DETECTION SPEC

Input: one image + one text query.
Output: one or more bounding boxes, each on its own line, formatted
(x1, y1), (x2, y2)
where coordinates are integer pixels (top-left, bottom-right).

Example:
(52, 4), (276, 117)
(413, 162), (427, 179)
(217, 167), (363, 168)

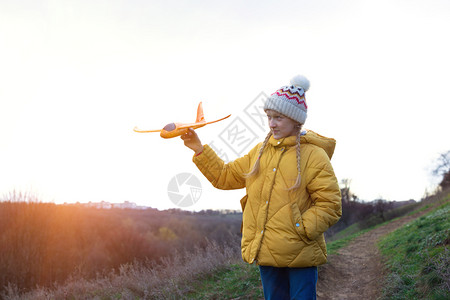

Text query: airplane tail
(196, 102), (205, 123)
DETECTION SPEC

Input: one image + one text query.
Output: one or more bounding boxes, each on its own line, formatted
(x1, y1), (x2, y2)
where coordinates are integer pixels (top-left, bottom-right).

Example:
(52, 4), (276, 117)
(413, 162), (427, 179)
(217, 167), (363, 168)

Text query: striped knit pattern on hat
(264, 76), (309, 124)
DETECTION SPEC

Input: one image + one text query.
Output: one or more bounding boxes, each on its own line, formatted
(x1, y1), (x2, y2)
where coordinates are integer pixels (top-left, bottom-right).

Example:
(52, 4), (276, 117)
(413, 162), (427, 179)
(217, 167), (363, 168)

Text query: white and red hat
(264, 75), (310, 124)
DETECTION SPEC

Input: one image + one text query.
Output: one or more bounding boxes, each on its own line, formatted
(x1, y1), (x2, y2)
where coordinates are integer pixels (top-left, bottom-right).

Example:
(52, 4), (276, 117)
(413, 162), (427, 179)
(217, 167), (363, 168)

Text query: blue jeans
(259, 266), (318, 300)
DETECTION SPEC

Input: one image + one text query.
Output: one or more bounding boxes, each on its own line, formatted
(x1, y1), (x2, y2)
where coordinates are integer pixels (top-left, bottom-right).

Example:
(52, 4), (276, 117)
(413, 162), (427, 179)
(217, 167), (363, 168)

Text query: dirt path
(317, 210), (430, 300)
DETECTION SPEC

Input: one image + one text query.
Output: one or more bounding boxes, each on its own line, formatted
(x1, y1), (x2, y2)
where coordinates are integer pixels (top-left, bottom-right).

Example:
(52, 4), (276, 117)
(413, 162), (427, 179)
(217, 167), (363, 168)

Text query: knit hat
(264, 75), (310, 124)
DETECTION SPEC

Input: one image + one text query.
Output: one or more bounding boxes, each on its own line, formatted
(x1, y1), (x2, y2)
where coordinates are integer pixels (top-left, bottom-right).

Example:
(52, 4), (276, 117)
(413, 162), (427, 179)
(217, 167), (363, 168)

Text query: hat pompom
(290, 75), (310, 92)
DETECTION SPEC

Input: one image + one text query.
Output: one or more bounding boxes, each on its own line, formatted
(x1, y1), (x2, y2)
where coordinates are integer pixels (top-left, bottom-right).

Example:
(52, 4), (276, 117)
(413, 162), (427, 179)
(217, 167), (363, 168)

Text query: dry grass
(1, 240), (241, 300)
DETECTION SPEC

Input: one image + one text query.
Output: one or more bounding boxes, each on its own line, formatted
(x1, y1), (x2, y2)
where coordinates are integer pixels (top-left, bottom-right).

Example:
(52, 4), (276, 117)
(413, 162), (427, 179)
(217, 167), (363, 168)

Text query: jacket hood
(268, 130), (336, 159)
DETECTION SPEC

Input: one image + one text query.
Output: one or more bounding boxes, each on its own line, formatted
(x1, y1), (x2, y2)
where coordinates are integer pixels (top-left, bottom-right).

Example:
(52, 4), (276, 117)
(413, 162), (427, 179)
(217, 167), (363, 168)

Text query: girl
(181, 75), (342, 300)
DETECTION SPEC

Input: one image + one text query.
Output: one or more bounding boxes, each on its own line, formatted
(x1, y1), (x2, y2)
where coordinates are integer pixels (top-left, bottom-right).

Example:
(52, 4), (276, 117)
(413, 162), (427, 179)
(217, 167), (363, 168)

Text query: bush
(0, 192), (242, 295)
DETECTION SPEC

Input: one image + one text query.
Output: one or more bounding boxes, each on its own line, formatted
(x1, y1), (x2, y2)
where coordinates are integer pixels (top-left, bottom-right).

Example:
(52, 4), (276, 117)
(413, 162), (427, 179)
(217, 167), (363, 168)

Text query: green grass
(186, 263), (263, 299)
(378, 201), (450, 300)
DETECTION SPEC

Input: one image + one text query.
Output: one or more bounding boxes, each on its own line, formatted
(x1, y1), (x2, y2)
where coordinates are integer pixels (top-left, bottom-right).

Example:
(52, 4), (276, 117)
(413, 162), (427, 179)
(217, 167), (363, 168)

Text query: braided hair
(245, 131), (272, 178)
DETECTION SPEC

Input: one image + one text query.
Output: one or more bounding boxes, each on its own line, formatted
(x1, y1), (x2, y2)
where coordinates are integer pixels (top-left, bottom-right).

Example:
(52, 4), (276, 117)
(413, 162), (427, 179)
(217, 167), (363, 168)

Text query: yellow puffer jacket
(193, 130), (342, 267)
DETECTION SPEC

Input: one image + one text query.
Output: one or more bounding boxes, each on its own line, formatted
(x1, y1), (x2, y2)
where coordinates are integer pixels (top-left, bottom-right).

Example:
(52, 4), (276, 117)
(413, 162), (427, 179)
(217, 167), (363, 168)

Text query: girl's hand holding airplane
(181, 128), (203, 155)
(133, 101), (228, 156)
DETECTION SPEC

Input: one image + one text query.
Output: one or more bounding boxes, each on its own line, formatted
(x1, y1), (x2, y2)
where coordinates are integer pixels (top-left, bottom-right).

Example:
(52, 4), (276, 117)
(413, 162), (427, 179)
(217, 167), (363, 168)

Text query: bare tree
(340, 178), (352, 203)
(433, 150), (450, 189)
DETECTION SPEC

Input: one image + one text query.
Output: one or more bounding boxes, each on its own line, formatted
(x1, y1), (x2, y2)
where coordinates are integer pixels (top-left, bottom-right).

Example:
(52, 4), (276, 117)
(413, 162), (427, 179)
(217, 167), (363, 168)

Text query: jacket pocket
(290, 202), (312, 244)
(240, 195), (248, 233)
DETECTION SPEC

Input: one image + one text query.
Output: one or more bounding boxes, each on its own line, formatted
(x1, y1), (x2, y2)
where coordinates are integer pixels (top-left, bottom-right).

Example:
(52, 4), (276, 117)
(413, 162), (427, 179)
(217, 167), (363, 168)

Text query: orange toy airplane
(133, 102), (231, 139)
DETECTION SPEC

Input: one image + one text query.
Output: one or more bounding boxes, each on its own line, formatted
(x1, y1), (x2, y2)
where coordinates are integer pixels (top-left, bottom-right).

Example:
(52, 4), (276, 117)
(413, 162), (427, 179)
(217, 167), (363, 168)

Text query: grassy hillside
(1, 191), (448, 299)
(187, 192), (450, 299)
(378, 194), (449, 300)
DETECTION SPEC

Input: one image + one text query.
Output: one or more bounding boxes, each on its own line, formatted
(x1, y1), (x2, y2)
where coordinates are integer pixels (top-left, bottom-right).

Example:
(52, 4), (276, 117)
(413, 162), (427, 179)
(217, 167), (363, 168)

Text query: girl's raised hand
(181, 128), (203, 155)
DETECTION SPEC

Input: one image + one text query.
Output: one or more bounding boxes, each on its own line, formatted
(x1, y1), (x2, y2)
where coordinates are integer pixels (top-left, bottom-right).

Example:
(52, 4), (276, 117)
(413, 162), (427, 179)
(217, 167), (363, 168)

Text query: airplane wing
(133, 126), (162, 133)
(176, 114), (231, 130)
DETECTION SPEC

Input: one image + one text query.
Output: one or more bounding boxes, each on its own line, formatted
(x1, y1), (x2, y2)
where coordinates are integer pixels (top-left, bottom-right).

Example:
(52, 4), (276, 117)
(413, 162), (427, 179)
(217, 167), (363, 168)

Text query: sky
(1, 0), (449, 211)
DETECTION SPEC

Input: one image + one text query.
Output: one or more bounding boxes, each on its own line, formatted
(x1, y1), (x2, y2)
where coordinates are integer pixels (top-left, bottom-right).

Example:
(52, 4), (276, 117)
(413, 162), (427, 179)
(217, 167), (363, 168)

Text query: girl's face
(266, 110), (300, 139)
